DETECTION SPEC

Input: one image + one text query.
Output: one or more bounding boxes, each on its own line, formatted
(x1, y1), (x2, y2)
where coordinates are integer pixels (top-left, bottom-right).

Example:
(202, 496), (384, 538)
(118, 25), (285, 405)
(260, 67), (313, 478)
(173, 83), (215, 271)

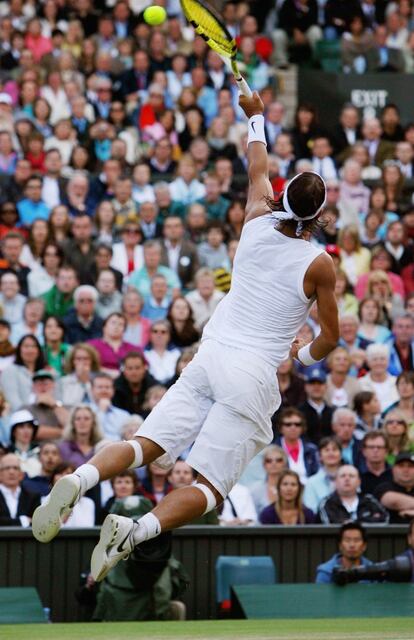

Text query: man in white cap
(6, 409), (40, 478)
(33, 91), (339, 583)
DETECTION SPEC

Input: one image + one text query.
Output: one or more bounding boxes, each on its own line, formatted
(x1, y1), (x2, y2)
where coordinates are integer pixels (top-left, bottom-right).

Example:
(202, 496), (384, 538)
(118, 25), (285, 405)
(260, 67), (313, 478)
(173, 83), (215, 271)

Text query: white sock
(132, 512), (161, 546)
(74, 464), (100, 495)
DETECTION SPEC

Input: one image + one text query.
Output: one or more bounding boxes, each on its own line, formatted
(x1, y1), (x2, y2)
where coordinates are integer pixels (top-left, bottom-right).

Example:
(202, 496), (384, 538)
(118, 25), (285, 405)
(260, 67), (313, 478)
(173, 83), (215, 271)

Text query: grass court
(1, 618), (413, 640)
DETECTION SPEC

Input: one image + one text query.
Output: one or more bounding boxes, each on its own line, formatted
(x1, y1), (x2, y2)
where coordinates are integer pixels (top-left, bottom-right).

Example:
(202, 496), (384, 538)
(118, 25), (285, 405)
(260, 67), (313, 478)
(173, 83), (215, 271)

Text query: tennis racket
(180, 0), (253, 97)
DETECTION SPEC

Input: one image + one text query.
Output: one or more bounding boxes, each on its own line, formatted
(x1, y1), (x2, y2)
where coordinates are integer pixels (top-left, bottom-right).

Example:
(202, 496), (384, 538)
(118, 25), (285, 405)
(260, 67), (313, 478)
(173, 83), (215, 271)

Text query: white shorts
(136, 339), (281, 498)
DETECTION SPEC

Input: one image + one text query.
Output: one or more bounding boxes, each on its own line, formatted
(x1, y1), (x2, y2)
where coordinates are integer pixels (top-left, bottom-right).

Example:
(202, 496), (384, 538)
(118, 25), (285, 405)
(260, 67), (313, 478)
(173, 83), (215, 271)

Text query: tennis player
(32, 92), (339, 581)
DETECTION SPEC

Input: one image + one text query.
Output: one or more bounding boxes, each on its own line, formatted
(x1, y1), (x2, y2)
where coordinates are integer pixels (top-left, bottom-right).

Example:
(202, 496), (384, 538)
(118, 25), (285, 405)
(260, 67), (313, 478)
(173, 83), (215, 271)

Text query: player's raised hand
(239, 91), (264, 118)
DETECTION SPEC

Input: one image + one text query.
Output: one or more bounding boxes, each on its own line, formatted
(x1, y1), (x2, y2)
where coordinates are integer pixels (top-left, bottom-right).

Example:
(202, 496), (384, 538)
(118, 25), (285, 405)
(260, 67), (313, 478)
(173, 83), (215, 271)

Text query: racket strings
(181, 0), (235, 55)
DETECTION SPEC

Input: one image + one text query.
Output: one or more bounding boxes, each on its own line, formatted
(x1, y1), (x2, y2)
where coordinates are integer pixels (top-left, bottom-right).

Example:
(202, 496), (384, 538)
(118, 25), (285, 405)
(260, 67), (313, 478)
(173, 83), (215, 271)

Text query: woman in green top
(43, 315), (70, 377)
(383, 410), (414, 465)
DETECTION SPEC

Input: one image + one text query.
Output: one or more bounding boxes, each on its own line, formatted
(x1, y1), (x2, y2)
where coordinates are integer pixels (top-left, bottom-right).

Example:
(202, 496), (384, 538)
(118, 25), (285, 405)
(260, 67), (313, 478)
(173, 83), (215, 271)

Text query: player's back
(203, 213), (324, 367)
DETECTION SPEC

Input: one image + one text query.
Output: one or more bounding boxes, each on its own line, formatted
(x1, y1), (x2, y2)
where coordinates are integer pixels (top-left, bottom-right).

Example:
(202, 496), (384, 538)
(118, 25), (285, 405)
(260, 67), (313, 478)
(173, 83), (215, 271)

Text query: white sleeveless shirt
(203, 213), (325, 368)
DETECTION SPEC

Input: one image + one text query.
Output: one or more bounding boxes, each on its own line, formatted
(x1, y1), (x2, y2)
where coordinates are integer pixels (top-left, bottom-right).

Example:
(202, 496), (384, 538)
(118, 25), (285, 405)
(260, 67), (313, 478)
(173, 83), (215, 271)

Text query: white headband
(274, 172), (327, 236)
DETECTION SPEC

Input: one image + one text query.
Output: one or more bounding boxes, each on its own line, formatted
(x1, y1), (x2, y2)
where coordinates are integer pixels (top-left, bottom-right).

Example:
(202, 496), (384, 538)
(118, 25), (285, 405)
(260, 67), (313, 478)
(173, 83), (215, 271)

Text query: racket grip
(236, 76), (253, 98)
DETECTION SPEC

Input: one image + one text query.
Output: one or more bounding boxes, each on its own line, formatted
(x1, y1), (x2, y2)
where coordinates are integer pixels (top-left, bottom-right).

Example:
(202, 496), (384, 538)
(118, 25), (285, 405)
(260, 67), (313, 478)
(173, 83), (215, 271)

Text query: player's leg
(32, 436), (163, 543)
(90, 474), (222, 581)
(33, 349), (214, 543)
(152, 473), (222, 529)
(90, 353), (277, 583)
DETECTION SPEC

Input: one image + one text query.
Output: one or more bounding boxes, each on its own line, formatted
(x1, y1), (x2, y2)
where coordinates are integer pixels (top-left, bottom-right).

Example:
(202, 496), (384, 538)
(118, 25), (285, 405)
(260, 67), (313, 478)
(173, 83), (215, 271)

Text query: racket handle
(236, 76), (253, 98)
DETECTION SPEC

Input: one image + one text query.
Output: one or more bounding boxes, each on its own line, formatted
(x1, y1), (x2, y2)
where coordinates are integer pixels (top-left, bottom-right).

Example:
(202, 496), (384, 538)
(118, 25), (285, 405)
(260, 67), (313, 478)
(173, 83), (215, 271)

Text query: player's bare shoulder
(304, 251), (336, 299)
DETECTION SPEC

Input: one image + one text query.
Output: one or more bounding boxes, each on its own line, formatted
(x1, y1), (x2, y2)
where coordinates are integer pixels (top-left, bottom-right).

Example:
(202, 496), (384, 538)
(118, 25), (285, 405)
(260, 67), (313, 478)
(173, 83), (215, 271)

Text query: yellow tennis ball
(144, 5), (167, 26)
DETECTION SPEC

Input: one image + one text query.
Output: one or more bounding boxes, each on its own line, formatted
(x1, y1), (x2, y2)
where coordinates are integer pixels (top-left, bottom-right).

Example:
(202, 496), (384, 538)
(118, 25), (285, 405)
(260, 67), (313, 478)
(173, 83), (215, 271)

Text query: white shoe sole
(91, 514), (129, 582)
(32, 475), (80, 543)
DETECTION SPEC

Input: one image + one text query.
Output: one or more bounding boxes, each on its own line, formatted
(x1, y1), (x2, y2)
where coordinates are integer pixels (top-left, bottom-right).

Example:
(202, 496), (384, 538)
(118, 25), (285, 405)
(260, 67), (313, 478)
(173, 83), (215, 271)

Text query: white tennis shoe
(91, 514), (136, 582)
(32, 474), (81, 543)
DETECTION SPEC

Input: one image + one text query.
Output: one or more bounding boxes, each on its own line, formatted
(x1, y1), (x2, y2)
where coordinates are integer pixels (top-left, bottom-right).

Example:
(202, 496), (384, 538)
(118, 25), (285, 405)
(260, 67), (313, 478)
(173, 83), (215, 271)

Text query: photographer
(79, 496), (189, 621)
(316, 522), (373, 584)
(400, 518), (414, 582)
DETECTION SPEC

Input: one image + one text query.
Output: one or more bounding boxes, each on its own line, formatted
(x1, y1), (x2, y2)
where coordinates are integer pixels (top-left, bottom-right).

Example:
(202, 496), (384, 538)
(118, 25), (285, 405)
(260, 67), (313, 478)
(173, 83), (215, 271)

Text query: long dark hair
(294, 103), (318, 129)
(28, 219), (51, 258)
(40, 242), (64, 268)
(15, 335), (45, 371)
(266, 172), (327, 236)
(43, 315), (65, 344)
(166, 297), (199, 347)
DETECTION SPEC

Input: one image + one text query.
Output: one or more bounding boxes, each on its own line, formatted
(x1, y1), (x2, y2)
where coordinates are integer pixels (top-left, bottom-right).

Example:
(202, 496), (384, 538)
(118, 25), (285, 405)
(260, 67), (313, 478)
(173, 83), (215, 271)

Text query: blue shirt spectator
(17, 176), (50, 226)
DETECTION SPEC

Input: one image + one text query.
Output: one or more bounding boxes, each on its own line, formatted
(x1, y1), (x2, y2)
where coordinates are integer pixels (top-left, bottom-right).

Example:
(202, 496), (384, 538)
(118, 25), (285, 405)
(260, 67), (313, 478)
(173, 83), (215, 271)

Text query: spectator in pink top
(89, 312), (138, 377)
(24, 18), (52, 63)
(121, 289), (151, 349)
(354, 246), (406, 300)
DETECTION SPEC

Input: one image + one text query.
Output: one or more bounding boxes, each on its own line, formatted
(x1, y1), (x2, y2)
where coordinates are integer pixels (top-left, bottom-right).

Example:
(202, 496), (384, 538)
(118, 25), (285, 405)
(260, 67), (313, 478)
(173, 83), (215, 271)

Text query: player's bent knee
(193, 481), (222, 514)
(126, 439), (143, 469)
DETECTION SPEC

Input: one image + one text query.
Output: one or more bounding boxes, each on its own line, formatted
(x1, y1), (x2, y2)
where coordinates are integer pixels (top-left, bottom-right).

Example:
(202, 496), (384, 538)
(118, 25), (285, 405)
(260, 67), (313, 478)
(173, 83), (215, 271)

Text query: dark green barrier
(0, 587), (45, 623)
(0, 526), (408, 622)
(231, 583), (414, 619)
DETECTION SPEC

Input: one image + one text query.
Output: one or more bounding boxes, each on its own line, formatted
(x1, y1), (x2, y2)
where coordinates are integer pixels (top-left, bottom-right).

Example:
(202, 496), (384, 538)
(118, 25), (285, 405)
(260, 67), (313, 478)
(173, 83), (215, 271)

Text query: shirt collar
(307, 398), (326, 413)
(0, 483), (21, 498)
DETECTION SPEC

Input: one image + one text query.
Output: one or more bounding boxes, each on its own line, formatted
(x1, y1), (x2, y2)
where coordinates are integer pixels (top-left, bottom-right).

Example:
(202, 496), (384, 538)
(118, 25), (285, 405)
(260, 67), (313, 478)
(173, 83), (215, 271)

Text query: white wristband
(247, 114), (266, 145)
(297, 343), (320, 366)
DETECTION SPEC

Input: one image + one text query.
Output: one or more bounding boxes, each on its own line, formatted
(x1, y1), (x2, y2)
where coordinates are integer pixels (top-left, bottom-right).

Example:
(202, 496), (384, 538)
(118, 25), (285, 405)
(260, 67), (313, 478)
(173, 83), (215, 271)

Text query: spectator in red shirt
(25, 132), (46, 174)
(138, 83), (166, 130)
(237, 14), (273, 62)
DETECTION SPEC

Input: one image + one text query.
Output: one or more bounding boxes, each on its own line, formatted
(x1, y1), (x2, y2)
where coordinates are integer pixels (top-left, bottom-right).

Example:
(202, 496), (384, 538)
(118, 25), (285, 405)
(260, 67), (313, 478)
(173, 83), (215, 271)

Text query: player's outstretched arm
(291, 253), (339, 363)
(239, 92), (273, 222)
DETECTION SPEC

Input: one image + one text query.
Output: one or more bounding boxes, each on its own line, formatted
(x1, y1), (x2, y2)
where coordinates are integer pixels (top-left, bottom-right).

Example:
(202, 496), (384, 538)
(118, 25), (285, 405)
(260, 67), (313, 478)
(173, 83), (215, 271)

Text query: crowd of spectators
(0, 0), (414, 531)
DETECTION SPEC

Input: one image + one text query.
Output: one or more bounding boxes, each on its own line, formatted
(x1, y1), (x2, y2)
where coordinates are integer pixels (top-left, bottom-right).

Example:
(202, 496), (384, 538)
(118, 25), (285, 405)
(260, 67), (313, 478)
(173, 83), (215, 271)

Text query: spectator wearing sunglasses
(249, 445), (288, 514)
(144, 320), (180, 386)
(111, 223), (144, 281)
(383, 410), (414, 465)
(274, 408), (319, 486)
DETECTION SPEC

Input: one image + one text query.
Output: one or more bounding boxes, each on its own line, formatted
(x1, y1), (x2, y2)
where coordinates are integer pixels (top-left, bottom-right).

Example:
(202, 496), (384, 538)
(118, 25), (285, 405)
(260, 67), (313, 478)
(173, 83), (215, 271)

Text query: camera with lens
(332, 555), (412, 586)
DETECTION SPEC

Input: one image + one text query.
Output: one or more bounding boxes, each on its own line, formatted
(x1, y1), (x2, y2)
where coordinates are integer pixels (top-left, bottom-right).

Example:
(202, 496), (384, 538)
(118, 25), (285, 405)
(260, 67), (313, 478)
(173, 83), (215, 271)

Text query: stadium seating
(314, 40), (342, 73)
